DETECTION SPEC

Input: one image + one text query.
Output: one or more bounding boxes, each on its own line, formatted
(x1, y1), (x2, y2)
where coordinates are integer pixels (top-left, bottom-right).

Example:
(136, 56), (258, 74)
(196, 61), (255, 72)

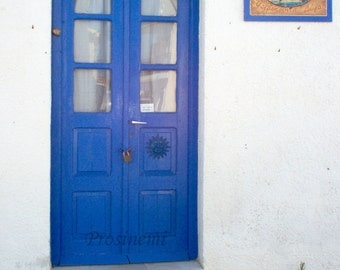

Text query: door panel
(139, 128), (177, 174)
(73, 128), (112, 175)
(51, 0), (198, 266)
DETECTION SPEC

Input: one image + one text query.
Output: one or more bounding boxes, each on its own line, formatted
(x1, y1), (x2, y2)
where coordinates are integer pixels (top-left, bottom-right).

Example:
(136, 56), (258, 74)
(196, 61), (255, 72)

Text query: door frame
(51, 0), (199, 266)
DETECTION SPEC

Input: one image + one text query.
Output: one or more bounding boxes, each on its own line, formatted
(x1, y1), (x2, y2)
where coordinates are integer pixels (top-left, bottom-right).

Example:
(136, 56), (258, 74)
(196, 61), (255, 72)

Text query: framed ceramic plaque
(244, 0), (332, 21)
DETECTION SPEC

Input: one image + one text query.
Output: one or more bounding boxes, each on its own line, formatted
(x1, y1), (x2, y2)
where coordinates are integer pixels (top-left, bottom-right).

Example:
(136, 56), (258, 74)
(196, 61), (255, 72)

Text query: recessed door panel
(139, 190), (176, 236)
(73, 128), (112, 175)
(72, 191), (112, 238)
(140, 128), (177, 175)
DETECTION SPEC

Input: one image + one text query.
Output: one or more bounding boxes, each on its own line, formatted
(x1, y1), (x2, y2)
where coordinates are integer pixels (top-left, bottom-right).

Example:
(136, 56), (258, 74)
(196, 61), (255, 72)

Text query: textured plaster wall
(199, 1), (340, 270)
(0, 1), (51, 269)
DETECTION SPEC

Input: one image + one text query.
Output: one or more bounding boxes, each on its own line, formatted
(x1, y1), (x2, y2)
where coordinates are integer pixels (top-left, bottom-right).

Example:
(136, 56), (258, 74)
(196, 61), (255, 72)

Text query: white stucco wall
(0, 1), (51, 269)
(0, 0), (339, 270)
(199, 1), (340, 270)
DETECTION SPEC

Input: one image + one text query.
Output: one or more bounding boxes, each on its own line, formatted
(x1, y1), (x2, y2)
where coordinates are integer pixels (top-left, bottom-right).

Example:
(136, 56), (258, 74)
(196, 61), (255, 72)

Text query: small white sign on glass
(141, 103), (155, 113)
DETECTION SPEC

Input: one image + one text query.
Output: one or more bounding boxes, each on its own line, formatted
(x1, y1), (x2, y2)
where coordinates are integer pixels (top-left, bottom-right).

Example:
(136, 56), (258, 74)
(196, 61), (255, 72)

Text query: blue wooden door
(51, 0), (198, 266)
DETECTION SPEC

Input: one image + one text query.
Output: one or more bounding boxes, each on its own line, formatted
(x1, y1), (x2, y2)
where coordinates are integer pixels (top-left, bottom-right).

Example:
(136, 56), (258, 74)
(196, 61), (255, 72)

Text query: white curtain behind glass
(73, 0), (111, 112)
(141, 0), (177, 16)
(74, 69), (111, 112)
(75, 0), (110, 14)
(141, 22), (177, 112)
(163, 23), (177, 112)
(141, 23), (177, 64)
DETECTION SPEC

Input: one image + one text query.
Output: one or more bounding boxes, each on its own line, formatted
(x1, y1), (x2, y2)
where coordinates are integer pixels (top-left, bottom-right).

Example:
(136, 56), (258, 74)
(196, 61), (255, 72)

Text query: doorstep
(53, 260), (203, 270)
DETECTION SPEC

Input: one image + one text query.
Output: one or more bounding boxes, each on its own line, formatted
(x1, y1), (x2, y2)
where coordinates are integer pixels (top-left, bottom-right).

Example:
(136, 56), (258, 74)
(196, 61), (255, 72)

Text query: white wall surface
(0, 1), (51, 269)
(199, 1), (340, 270)
(0, 0), (339, 270)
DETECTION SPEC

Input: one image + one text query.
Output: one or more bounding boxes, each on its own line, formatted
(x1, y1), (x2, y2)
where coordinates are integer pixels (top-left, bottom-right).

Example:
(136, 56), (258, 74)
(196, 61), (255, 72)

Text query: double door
(51, 0), (198, 266)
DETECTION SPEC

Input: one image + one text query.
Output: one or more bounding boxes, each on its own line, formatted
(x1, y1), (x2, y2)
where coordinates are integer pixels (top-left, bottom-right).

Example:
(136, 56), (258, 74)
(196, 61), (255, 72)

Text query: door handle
(130, 120), (147, 125)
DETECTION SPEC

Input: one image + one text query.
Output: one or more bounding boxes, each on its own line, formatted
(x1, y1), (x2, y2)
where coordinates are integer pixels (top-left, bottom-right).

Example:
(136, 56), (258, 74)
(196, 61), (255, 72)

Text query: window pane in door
(74, 69), (111, 112)
(74, 0), (111, 14)
(141, 22), (177, 64)
(74, 20), (111, 63)
(141, 0), (177, 16)
(140, 70), (176, 113)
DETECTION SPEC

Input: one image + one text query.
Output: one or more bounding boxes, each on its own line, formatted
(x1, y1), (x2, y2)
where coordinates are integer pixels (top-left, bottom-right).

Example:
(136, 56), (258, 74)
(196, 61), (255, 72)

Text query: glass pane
(74, 20), (111, 63)
(74, 69), (111, 112)
(74, 0), (111, 14)
(141, 22), (177, 64)
(140, 71), (176, 113)
(141, 0), (177, 16)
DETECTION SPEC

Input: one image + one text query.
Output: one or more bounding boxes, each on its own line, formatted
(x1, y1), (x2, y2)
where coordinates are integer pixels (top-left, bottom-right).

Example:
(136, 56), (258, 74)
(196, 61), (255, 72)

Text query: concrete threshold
(53, 260), (203, 270)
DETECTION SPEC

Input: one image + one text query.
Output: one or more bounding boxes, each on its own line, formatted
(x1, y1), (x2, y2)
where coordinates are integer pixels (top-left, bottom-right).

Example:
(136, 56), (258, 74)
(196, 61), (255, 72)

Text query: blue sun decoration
(146, 134), (170, 159)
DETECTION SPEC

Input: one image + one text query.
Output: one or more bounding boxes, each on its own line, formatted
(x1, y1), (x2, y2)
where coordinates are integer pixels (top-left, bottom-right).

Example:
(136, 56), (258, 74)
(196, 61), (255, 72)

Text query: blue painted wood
(51, 0), (199, 266)
(188, 0), (199, 259)
(127, 0), (192, 263)
(51, 0), (62, 265)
